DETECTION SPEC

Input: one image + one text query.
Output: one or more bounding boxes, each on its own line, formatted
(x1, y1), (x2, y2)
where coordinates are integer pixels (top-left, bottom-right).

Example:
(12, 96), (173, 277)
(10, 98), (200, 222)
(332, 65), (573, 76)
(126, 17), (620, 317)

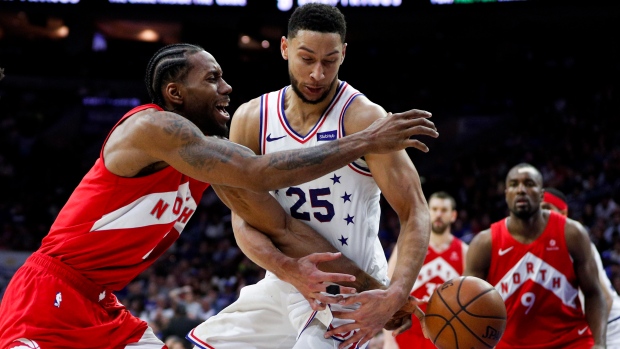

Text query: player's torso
(38, 104), (210, 290)
(412, 237), (465, 306)
(259, 82), (386, 282)
(487, 212), (593, 348)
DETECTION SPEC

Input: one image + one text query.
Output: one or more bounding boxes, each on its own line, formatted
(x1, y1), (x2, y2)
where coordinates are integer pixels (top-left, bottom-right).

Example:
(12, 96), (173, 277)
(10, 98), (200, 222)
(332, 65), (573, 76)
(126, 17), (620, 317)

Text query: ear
(450, 210), (457, 224)
(281, 36), (289, 60)
(164, 82), (184, 107)
(341, 42), (347, 64)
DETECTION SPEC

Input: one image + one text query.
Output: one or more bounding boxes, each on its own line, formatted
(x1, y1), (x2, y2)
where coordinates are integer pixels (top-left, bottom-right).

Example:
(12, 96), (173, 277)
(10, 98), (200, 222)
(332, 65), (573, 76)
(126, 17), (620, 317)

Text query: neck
(429, 230), (453, 252)
(507, 211), (548, 242)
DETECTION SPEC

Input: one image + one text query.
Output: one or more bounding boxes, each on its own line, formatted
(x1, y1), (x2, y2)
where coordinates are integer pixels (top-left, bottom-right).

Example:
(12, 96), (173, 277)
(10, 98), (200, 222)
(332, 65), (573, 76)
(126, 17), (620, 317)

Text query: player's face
(180, 51), (232, 137)
(282, 30), (345, 105)
(505, 167), (543, 220)
(541, 200), (568, 216)
(540, 201), (560, 213)
(429, 197), (457, 235)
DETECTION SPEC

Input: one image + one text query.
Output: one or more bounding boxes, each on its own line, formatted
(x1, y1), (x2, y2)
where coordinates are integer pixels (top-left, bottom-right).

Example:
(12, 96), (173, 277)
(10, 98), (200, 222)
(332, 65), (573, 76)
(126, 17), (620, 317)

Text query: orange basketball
(424, 276), (507, 349)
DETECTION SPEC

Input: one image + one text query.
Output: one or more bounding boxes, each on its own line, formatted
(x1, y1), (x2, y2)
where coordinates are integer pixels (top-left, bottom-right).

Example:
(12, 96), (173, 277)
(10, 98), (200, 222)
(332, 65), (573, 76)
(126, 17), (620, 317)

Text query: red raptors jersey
(38, 104), (210, 291)
(396, 237), (465, 349)
(487, 211), (593, 349)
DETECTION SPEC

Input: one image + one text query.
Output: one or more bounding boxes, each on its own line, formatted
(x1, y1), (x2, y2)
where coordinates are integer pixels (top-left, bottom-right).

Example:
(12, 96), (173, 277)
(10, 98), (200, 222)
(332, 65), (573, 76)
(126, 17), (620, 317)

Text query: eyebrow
(298, 46), (340, 56)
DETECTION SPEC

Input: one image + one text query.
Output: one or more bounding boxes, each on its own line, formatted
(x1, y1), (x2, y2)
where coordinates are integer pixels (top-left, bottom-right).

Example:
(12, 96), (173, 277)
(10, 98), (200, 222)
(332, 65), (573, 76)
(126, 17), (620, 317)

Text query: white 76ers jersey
(259, 82), (388, 284)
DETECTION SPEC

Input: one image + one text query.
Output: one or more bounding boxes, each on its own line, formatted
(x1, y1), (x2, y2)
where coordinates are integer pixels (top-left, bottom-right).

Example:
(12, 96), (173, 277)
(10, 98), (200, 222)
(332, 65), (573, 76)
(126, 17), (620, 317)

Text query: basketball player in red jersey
(383, 191), (468, 349)
(465, 163), (607, 349)
(0, 43), (438, 349)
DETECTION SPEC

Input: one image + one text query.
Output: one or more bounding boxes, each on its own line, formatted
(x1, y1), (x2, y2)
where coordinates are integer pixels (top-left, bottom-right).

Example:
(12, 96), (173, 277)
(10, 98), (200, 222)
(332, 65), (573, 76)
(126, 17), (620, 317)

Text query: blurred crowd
(1, 6), (619, 347)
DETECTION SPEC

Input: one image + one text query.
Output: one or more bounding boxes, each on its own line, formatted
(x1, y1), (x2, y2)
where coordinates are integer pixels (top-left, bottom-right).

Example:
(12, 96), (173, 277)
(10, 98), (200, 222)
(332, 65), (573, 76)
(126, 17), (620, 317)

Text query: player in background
(464, 163), (607, 349)
(383, 191), (468, 349)
(542, 187), (620, 347)
(188, 4), (431, 349)
(0, 43), (437, 349)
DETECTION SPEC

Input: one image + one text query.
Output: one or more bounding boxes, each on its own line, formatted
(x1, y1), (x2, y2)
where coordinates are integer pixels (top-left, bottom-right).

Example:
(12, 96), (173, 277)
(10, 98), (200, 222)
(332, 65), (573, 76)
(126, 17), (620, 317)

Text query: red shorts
(0, 253), (161, 349)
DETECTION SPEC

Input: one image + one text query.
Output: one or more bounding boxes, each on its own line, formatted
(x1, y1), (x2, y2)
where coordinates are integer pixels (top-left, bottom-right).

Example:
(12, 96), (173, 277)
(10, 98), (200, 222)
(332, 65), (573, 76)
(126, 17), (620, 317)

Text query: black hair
(144, 43), (204, 108)
(429, 191), (457, 210)
(544, 187), (567, 204)
(287, 3), (347, 43)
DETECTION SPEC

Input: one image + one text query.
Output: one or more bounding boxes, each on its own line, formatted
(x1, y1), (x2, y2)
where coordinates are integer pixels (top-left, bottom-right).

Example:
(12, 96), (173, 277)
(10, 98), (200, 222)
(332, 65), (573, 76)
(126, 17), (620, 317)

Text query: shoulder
(231, 97), (262, 125)
(563, 217), (593, 260)
(563, 216), (590, 244)
(132, 108), (201, 139)
(229, 97), (262, 152)
(471, 229), (492, 246)
(343, 95), (387, 135)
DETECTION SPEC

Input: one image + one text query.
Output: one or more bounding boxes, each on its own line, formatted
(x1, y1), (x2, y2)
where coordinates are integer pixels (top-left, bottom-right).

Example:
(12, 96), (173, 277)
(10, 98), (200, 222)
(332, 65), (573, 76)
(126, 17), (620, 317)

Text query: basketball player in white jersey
(542, 187), (620, 347)
(188, 3), (431, 349)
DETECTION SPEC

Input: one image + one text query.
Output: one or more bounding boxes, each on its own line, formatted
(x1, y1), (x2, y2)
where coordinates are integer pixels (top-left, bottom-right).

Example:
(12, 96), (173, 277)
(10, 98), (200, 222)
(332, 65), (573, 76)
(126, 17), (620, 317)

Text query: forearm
(281, 216), (384, 291)
(231, 215), (296, 280)
(214, 185), (382, 291)
(584, 291), (608, 346)
(389, 213), (431, 300)
(249, 133), (368, 191)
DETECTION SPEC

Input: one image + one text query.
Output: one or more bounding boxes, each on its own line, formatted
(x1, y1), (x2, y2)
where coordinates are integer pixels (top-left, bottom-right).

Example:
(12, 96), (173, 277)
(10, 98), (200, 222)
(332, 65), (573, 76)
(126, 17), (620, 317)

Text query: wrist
(386, 282), (411, 305)
(274, 255), (300, 283)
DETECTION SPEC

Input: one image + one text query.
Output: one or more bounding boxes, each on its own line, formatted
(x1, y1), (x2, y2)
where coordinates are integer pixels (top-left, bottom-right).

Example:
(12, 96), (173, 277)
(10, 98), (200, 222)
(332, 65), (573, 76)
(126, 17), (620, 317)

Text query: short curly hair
(287, 3), (347, 43)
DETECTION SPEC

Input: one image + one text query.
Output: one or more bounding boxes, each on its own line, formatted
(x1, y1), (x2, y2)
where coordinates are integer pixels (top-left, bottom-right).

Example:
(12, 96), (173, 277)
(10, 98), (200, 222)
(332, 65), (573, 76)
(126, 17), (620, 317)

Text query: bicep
(365, 150), (425, 219)
(566, 222), (600, 295)
(463, 230), (492, 279)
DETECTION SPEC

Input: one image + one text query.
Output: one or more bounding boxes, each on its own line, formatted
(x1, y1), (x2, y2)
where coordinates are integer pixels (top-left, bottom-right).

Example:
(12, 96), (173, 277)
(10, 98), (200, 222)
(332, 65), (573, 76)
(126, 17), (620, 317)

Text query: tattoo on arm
(267, 142), (340, 170)
(158, 114), (254, 171)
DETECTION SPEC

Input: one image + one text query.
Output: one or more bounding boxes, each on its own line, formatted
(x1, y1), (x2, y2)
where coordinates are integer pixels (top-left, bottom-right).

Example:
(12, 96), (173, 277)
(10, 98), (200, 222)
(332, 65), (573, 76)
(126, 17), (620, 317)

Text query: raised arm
(107, 106), (436, 192)
(565, 219), (607, 349)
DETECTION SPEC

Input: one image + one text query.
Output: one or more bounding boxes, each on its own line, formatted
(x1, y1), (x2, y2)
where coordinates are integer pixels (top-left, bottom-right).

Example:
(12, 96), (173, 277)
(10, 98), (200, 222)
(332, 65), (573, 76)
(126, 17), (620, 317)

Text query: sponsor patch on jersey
(8, 339), (41, 349)
(317, 130), (337, 141)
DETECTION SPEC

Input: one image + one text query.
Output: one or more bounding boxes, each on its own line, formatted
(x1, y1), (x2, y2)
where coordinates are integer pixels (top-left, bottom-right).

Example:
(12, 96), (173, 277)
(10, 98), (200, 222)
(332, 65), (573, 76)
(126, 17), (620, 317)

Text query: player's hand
(281, 252), (357, 311)
(362, 110), (438, 154)
(324, 288), (404, 349)
(385, 296), (427, 337)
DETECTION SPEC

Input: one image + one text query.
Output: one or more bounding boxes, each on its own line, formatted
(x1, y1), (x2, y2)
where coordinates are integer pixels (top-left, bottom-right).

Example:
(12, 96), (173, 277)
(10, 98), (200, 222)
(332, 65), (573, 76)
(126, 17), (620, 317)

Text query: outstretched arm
(107, 106), (436, 192)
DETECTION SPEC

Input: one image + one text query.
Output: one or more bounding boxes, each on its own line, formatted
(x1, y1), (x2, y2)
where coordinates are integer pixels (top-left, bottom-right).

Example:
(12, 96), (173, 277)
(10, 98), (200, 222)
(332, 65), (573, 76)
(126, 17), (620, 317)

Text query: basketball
(424, 276), (507, 349)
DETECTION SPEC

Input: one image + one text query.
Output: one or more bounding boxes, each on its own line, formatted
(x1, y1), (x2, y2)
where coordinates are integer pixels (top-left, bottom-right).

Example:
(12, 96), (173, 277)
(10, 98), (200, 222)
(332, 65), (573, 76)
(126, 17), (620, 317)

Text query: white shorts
(607, 315), (620, 347)
(187, 272), (367, 349)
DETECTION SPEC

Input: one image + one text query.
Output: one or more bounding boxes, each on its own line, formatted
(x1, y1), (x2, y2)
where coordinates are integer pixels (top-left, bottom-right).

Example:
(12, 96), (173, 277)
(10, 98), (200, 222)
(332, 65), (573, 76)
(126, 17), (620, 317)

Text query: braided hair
(144, 43), (204, 108)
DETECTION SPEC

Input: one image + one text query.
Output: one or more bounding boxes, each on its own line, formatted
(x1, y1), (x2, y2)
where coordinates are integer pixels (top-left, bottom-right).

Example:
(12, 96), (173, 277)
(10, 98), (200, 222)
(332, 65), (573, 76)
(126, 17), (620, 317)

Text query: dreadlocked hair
(145, 43), (204, 108)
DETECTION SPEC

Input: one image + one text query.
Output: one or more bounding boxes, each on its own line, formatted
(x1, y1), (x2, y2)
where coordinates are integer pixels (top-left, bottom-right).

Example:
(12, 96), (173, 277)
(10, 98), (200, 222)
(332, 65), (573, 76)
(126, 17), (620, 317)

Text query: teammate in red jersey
(465, 163), (607, 349)
(542, 187), (620, 348)
(0, 43), (438, 349)
(383, 191), (468, 349)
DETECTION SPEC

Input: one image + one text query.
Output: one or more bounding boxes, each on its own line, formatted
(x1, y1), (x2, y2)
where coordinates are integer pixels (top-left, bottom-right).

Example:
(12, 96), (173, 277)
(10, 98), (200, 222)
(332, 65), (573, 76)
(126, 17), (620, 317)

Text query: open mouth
(216, 101), (229, 117)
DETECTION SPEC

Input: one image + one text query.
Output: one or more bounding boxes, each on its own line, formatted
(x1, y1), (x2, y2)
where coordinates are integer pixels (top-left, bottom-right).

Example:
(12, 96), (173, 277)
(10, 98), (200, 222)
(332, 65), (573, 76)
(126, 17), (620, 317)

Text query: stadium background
(0, 0), (619, 347)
